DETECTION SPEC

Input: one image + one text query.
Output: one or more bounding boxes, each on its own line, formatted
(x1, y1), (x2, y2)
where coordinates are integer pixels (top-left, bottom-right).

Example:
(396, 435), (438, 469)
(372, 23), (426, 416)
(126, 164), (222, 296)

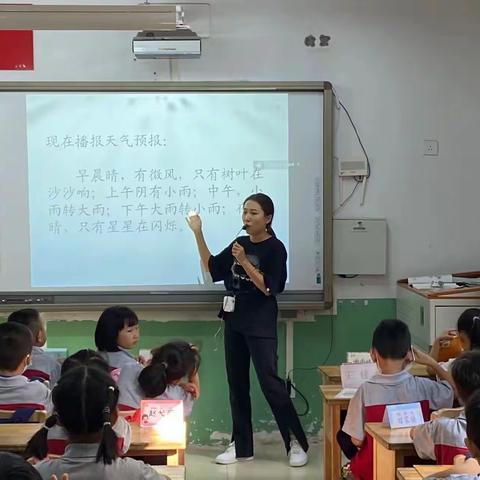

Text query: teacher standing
(187, 193), (309, 467)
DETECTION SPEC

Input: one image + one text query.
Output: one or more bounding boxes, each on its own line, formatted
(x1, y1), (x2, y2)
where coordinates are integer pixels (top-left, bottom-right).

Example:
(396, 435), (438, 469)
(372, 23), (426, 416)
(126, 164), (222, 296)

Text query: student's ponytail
(139, 341), (201, 398)
(471, 316), (480, 350)
(138, 361), (168, 398)
(96, 385), (119, 465)
(24, 414), (57, 460)
(45, 365), (120, 465)
(458, 308), (480, 350)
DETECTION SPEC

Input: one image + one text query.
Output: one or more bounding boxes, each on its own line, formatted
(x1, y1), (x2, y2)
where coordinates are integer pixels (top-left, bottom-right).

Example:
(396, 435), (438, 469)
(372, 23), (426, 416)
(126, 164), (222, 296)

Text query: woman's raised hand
(186, 212), (202, 233)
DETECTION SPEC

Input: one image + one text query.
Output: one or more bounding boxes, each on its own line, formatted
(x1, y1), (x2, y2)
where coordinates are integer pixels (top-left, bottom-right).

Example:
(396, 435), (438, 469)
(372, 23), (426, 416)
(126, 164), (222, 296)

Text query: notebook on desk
(335, 387), (358, 399)
(335, 362), (377, 399)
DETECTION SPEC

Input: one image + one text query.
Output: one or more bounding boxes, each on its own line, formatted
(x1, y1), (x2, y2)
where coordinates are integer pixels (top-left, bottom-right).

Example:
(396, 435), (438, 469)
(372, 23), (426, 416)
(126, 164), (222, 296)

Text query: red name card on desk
(0, 30), (34, 70)
(140, 400), (184, 443)
(140, 399), (183, 428)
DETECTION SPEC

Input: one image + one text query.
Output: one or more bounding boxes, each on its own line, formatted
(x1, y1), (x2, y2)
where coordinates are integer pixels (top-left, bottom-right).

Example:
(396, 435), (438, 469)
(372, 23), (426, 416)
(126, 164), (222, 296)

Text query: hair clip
(103, 421), (112, 426)
(107, 386), (115, 392)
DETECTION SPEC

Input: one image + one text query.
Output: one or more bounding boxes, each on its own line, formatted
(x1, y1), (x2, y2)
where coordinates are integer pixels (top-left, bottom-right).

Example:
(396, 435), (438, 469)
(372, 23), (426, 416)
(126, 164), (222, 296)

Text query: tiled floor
(184, 438), (323, 480)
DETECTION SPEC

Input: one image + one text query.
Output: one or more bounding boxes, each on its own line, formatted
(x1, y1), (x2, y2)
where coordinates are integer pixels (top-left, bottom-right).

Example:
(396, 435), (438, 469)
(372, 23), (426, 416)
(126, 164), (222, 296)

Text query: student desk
(319, 385), (351, 480)
(365, 422), (416, 480)
(414, 465), (452, 477)
(0, 423), (186, 466)
(397, 468), (421, 480)
(319, 367), (430, 480)
(129, 423), (186, 465)
(397, 466), (450, 480)
(318, 364), (430, 385)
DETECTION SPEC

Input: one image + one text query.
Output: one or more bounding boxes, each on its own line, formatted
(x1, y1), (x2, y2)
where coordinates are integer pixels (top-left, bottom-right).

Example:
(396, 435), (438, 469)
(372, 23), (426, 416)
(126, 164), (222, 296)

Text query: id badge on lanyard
(223, 295), (236, 312)
(224, 260), (241, 312)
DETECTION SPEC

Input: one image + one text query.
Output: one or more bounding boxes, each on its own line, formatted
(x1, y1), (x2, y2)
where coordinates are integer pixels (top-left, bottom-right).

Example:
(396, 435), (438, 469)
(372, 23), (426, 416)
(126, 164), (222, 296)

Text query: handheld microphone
(233, 225), (247, 243)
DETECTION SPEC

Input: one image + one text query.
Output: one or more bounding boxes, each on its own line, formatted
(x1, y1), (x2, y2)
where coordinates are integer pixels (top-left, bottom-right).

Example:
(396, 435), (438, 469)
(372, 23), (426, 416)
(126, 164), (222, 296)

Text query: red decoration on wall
(0, 30), (34, 70)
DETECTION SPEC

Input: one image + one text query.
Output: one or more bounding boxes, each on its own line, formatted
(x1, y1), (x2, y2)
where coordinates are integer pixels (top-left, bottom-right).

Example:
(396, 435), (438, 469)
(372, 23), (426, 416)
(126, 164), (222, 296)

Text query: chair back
(23, 369), (50, 382)
(0, 408), (47, 423)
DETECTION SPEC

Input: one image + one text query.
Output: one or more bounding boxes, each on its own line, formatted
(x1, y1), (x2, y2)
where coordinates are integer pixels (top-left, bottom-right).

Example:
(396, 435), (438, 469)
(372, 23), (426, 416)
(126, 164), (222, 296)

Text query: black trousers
(336, 429), (358, 460)
(224, 326), (309, 457)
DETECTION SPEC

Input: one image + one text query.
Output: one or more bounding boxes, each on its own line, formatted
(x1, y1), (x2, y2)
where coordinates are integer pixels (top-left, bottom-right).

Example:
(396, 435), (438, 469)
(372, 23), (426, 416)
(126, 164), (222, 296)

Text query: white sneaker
(289, 440), (308, 467)
(215, 441), (254, 465)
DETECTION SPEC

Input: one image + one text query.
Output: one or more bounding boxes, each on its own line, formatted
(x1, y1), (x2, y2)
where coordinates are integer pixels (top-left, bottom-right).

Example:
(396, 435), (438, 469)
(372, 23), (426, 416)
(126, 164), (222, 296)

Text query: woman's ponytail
(266, 225), (276, 237)
(25, 414), (57, 460)
(96, 385), (119, 465)
(458, 309), (480, 351)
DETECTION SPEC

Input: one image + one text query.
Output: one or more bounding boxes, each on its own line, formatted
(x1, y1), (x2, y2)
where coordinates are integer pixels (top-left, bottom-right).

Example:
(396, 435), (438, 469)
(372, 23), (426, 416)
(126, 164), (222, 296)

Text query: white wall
(2, 0), (480, 299)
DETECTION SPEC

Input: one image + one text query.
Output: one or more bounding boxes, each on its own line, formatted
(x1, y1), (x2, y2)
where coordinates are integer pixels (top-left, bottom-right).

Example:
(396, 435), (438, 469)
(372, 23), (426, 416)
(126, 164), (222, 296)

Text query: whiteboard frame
(0, 81), (333, 310)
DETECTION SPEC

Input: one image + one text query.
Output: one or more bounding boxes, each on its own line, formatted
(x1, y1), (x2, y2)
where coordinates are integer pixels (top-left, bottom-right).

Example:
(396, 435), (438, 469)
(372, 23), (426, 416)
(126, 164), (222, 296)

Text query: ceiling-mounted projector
(133, 28), (201, 59)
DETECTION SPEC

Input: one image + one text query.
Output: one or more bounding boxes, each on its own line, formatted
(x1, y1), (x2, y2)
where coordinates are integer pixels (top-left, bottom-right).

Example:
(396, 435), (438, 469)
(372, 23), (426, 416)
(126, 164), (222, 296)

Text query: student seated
(117, 341), (200, 416)
(430, 308), (480, 365)
(426, 389), (480, 479)
(0, 322), (51, 412)
(411, 350), (480, 464)
(337, 319), (455, 480)
(31, 365), (170, 480)
(26, 349), (131, 459)
(0, 452), (43, 480)
(8, 308), (61, 385)
(94, 306), (141, 373)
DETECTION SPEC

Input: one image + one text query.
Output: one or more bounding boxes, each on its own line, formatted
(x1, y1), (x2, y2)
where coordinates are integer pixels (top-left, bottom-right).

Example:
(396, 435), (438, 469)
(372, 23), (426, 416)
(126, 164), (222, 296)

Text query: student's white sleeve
(342, 388), (365, 441)
(124, 458), (171, 479)
(50, 360), (62, 387)
(161, 386), (195, 417)
(411, 421), (437, 460)
(117, 363), (143, 409)
(176, 386), (194, 417)
(113, 415), (132, 454)
(419, 378), (454, 410)
(183, 392), (194, 417)
(145, 465), (171, 480)
(43, 387), (53, 413)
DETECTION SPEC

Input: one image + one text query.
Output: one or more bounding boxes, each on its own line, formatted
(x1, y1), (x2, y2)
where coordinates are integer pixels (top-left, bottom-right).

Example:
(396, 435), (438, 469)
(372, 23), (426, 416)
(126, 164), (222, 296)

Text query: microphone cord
(286, 377), (310, 416)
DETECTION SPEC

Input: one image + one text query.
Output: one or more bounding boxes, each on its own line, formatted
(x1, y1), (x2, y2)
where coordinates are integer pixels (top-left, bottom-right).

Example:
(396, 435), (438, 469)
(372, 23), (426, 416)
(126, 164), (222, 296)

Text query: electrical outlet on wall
(424, 139), (439, 156)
